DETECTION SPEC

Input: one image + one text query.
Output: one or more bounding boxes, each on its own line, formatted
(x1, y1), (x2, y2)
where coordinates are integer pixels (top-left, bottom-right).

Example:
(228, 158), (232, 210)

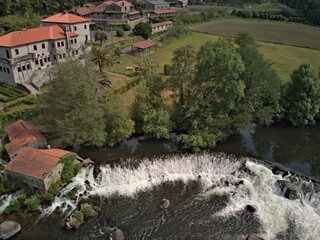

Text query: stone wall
(43, 163), (63, 191)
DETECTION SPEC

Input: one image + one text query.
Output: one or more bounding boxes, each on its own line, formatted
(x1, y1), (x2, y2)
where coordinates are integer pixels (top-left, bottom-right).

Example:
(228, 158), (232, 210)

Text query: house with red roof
(76, 1), (141, 32)
(0, 12), (90, 87)
(151, 21), (173, 33)
(5, 147), (71, 192)
(5, 120), (47, 159)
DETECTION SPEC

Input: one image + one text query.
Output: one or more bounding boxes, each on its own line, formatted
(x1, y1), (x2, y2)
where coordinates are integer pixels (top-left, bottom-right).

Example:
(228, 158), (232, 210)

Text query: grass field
(191, 19), (320, 50)
(110, 32), (320, 81)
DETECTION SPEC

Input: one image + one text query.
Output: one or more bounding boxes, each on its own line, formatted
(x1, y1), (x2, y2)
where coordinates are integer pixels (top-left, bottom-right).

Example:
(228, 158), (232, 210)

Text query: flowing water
(4, 125), (320, 239)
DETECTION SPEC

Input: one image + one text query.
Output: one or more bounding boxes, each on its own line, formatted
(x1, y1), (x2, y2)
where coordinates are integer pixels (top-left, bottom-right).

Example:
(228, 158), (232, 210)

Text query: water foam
(41, 153), (320, 239)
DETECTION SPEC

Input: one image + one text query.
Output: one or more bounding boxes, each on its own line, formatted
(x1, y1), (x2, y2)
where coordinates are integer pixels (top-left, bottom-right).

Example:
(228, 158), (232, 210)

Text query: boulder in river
(111, 228), (125, 240)
(0, 220), (21, 239)
(277, 180), (301, 200)
(246, 234), (264, 240)
(158, 199), (170, 209)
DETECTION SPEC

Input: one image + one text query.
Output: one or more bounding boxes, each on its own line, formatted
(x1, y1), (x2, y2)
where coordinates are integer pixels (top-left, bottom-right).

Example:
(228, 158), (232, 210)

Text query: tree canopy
(133, 22), (152, 40)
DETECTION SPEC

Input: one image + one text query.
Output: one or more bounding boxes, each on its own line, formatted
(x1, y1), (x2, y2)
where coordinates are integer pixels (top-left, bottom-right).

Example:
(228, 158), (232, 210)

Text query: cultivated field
(0, 83), (27, 105)
(111, 32), (320, 81)
(191, 19), (320, 50)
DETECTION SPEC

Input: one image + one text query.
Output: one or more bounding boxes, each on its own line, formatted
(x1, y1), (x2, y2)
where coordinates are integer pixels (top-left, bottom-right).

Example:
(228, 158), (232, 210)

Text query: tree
(37, 61), (106, 147)
(94, 29), (108, 45)
(105, 95), (135, 146)
(282, 64), (320, 125)
(167, 45), (196, 126)
(179, 38), (245, 151)
(133, 22), (152, 39)
(235, 32), (282, 125)
(91, 46), (113, 73)
(132, 76), (171, 139)
(116, 29), (124, 37)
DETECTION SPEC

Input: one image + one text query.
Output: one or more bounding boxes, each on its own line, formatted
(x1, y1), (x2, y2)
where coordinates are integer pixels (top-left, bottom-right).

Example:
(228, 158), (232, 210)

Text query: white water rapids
(41, 154), (320, 240)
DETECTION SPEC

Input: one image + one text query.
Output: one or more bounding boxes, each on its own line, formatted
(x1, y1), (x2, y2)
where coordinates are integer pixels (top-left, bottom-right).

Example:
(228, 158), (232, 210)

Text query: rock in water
(158, 199), (170, 209)
(0, 221), (21, 239)
(277, 180), (300, 200)
(246, 234), (264, 240)
(112, 228), (125, 240)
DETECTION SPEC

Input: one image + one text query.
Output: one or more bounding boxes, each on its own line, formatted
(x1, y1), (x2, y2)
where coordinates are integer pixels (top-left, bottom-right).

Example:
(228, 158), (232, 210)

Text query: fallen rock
(0, 220), (21, 239)
(246, 234), (264, 240)
(112, 228), (125, 240)
(158, 199), (170, 210)
(277, 180), (301, 200)
(245, 205), (257, 213)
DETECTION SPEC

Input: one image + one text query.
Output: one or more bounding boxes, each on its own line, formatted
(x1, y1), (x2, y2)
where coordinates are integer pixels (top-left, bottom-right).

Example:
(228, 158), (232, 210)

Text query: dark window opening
(6, 50), (10, 59)
(84, 24), (87, 29)
(61, 41), (64, 47)
(7, 68), (10, 73)
(71, 39), (74, 44)
(63, 53), (66, 58)
(33, 45), (37, 51)
(22, 66), (26, 71)
(74, 26), (77, 31)
(74, 39), (77, 44)
(18, 67), (22, 72)
(44, 58), (47, 63)
(15, 49), (19, 55)
(27, 64), (31, 70)
(53, 55), (56, 60)
(57, 42), (60, 47)
(42, 43), (45, 49)
(48, 56), (51, 62)
(0, 67), (2, 72)
(35, 59), (39, 65)
(52, 42), (55, 48)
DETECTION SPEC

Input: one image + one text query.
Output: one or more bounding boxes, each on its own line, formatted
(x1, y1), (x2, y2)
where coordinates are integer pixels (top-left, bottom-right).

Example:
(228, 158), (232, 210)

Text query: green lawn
(111, 31), (320, 82)
(191, 19), (320, 50)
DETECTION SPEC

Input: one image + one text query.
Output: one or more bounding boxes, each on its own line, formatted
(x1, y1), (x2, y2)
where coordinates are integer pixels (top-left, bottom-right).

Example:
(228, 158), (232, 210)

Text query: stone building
(141, 0), (170, 11)
(5, 147), (71, 192)
(76, 1), (141, 32)
(151, 21), (173, 33)
(151, 9), (177, 17)
(0, 12), (90, 87)
(5, 120), (47, 159)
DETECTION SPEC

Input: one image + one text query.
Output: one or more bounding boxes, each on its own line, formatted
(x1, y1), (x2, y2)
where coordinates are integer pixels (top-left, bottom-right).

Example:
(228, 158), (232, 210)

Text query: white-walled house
(0, 13), (90, 87)
(151, 21), (173, 33)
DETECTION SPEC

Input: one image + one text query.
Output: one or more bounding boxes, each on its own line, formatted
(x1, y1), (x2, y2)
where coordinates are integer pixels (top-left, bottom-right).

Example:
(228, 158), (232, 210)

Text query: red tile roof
(153, 9), (177, 14)
(41, 13), (89, 24)
(76, 7), (106, 15)
(114, 1), (133, 7)
(5, 147), (70, 180)
(128, 11), (140, 15)
(5, 120), (46, 154)
(0, 25), (77, 48)
(151, 21), (173, 28)
(132, 40), (158, 49)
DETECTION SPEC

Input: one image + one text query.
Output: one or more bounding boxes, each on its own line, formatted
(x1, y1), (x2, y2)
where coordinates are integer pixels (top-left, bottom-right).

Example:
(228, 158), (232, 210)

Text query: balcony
(8, 53), (36, 65)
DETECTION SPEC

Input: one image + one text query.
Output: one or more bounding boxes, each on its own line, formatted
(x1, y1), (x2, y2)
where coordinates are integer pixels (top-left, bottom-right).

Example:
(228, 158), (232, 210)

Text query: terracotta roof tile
(5, 147), (70, 180)
(5, 120), (46, 154)
(76, 7), (106, 15)
(151, 21), (173, 28)
(41, 13), (89, 24)
(132, 40), (158, 49)
(0, 25), (72, 48)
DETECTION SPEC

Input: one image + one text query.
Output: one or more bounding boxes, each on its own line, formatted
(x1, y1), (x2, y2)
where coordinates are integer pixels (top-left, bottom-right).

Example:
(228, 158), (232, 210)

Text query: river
(6, 124), (320, 239)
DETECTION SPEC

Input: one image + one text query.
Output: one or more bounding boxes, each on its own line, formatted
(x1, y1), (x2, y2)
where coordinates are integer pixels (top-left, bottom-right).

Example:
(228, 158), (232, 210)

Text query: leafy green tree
(282, 64), (320, 125)
(167, 45), (196, 126)
(116, 29), (124, 37)
(179, 38), (245, 151)
(94, 29), (108, 45)
(235, 32), (282, 125)
(91, 46), (113, 73)
(132, 76), (171, 139)
(37, 61), (106, 147)
(105, 95), (135, 146)
(133, 22), (152, 39)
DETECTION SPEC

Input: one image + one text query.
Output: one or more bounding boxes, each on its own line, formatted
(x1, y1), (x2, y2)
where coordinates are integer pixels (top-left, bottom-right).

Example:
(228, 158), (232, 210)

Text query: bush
(60, 153), (82, 183)
(81, 204), (96, 218)
(123, 24), (131, 31)
(4, 199), (21, 214)
(164, 64), (171, 75)
(25, 195), (41, 212)
(116, 29), (124, 37)
(74, 210), (84, 222)
(67, 190), (76, 199)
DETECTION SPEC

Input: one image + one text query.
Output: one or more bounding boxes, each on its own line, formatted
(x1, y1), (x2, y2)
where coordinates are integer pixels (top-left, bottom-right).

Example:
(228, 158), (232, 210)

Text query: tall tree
(167, 45), (196, 127)
(282, 63), (320, 125)
(37, 61), (106, 147)
(94, 29), (108, 46)
(105, 95), (135, 146)
(91, 46), (113, 73)
(132, 22), (152, 40)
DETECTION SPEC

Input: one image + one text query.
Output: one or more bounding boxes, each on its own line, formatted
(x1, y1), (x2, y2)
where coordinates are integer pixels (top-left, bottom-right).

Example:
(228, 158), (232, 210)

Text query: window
(48, 56), (51, 62)
(27, 64), (31, 70)
(3, 68), (6, 73)
(85, 35), (88, 41)
(52, 42), (55, 48)
(74, 26), (77, 31)
(57, 42), (60, 47)
(33, 45), (37, 51)
(59, 54), (62, 59)
(35, 59), (39, 65)
(61, 41), (64, 47)
(18, 66), (22, 72)
(42, 43), (45, 49)
(7, 68), (10, 73)
(6, 50), (10, 59)
(74, 39), (77, 44)
(0, 67), (2, 72)
(15, 49), (19, 55)
(76, 50), (78, 55)
(44, 57), (47, 63)
(71, 39), (74, 44)
(63, 53), (66, 58)
(84, 24), (87, 29)
(22, 66), (26, 71)
(53, 55), (56, 60)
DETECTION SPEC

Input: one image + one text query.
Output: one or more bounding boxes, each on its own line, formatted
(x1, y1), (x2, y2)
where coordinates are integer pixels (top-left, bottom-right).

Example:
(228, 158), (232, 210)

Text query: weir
(40, 153), (320, 240)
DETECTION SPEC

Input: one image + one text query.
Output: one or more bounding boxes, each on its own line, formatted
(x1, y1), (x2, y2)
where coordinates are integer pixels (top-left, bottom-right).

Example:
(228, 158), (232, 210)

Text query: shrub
(81, 204), (95, 218)
(24, 195), (41, 212)
(164, 64), (171, 75)
(116, 29), (124, 37)
(74, 210), (84, 222)
(5, 199), (21, 214)
(60, 153), (82, 183)
(66, 190), (76, 199)
(123, 24), (131, 31)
